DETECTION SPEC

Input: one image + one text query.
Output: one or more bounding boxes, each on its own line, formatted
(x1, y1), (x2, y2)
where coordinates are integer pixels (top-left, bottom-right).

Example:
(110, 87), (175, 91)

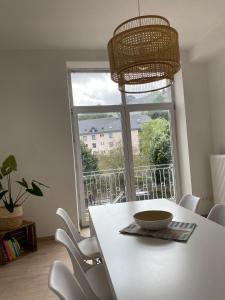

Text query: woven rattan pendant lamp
(107, 2), (181, 93)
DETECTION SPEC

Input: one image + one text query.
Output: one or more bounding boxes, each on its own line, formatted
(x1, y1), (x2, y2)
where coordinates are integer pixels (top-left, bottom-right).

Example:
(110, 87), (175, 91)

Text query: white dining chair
(49, 260), (87, 300)
(207, 204), (225, 227)
(55, 228), (113, 300)
(56, 208), (100, 260)
(179, 194), (200, 212)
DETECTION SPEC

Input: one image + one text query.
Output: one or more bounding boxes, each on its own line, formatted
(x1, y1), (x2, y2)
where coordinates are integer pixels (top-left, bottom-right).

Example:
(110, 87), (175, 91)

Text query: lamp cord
(138, 0), (141, 17)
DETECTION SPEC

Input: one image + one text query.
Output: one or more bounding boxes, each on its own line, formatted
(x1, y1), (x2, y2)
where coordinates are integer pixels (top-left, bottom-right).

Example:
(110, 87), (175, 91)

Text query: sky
(71, 72), (121, 106)
(71, 72), (171, 106)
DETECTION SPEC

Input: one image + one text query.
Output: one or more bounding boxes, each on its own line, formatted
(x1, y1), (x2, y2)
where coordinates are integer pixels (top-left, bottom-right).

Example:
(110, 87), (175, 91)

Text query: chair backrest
(48, 261), (87, 300)
(207, 204), (225, 227)
(55, 228), (99, 300)
(56, 208), (82, 243)
(179, 194), (200, 212)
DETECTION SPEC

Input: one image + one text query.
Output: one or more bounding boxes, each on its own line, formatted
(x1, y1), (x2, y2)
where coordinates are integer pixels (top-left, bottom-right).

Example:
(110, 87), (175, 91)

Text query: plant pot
(0, 206), (23, 231)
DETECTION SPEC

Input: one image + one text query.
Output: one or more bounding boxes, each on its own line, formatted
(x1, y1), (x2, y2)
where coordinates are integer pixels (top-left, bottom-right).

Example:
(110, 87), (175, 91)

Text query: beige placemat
(120, 221), (197, 242)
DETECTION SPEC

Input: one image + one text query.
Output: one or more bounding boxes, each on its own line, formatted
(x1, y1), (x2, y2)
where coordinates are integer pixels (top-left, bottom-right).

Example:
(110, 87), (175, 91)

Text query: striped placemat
(120, 221), (197, 242)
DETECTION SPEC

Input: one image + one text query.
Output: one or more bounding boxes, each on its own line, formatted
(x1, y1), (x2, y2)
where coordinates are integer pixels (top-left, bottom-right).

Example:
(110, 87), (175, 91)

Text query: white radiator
(210, 155), (225, 204)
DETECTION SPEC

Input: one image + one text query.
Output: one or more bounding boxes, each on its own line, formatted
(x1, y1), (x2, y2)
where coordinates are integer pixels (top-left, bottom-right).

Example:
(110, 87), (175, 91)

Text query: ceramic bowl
(133, 210), (173, 230)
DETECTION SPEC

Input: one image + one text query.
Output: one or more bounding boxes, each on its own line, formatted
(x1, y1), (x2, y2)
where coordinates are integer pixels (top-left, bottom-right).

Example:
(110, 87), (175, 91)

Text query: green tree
(147, 111), (169, 121)
(80, 141), (98, 172)
(97, 142), (124, 170)
(140, 118), (172, 165)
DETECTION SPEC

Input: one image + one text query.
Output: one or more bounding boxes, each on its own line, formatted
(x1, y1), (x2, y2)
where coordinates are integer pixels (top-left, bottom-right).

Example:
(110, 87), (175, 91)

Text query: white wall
(0, 50), (107, 237)
(175, 52), (213, 214)
(206, 51), (225, 206)
(208, 51), (225, 153)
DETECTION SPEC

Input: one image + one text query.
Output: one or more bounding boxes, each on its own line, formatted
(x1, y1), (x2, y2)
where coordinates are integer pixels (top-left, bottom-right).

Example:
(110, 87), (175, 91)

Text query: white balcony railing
(83, 164), (175, 207)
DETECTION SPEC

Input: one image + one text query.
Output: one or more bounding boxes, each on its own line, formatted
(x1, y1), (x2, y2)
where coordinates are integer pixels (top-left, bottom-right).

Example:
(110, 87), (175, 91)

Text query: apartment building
(79, 114), (151, 153)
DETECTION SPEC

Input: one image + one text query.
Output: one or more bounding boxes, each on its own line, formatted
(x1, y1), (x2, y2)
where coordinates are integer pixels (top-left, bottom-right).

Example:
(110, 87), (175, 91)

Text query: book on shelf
(11, 238), (20, 257)
(3, 240), (13, 262)
(13, 238), (21, 252)
(1, 238), (21, 262)
(8, 239), (17, 260)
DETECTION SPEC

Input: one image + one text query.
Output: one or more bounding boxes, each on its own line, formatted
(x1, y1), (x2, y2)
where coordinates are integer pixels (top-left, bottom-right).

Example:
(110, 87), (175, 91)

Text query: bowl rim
(133, 210), (173, 222)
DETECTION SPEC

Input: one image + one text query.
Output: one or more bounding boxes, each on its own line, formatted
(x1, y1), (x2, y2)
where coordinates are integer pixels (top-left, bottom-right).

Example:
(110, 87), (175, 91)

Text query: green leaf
(16, 178), (28, 188)
(26, 182), (43, 196)
(1, 155), (17, 176)
(0, 190), (7, 200)
(32, 180), (50, 188)
(4, 198), (14, 213)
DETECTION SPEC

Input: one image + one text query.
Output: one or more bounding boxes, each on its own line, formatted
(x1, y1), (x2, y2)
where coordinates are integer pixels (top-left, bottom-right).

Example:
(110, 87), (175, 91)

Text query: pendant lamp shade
(107, 15), (181, 93)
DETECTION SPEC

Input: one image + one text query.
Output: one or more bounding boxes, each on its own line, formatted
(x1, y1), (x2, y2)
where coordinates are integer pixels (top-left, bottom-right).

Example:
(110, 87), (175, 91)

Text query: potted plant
(0, 155), (48, 230)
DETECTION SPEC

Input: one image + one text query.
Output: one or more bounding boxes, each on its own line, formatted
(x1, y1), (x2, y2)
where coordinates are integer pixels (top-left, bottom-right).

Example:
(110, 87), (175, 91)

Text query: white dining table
(89, 199), (225, 300)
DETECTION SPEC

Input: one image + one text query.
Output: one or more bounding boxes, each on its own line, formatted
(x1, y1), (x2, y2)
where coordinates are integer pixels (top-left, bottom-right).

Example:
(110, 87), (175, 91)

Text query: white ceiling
(0, 0), (225, 51)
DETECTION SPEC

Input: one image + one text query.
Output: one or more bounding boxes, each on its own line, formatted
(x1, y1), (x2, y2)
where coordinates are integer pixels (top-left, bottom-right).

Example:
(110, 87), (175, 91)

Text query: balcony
(83, 164), (175, 208)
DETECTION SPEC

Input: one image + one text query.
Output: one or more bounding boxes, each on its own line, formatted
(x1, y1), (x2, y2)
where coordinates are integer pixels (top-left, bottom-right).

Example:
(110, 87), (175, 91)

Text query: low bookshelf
(0, 221), (37, 265)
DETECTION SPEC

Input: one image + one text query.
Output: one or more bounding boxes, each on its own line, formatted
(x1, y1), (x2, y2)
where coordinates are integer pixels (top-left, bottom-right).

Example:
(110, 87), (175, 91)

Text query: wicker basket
(107, 15), (180, 93)
(0, 206), (23, 231)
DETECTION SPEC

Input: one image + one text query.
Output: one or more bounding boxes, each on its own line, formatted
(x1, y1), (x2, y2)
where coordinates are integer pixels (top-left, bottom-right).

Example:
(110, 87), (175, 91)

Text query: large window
(70, 70), (178, 226)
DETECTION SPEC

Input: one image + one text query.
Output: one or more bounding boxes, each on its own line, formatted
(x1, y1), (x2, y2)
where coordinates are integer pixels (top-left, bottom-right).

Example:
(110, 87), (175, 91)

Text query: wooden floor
(0, 228), (90, 300)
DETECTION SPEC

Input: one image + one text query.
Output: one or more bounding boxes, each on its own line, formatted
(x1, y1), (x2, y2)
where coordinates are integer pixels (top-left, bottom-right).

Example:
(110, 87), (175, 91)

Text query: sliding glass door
(69, 71), (178, 226)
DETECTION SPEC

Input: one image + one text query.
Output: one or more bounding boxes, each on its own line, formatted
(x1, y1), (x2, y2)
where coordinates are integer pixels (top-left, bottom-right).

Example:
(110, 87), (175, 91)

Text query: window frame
(67, 65), (180, 227)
